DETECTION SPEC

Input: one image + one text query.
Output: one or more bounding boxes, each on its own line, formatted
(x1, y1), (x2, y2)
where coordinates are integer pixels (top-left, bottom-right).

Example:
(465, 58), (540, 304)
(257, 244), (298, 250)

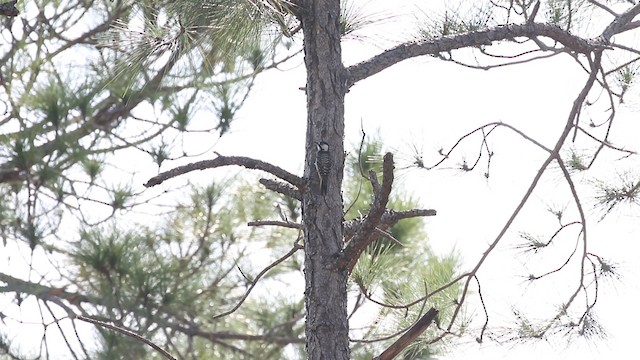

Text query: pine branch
(0, 273), (93, 306)
(144, 154), (303, 188)
(77, 316), (177, 360)
(343, 209), (437, 240)
(601, 3), (640, 41)
(373, 307), (439, 360)
(346, 22), (600, 87)
(259, 178), (302, 200)
(1, 272), (305, 348)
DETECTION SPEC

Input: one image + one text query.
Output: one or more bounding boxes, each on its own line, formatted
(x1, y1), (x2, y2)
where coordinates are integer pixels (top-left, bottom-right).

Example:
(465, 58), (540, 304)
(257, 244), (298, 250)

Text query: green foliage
(25, 77), (70, 129)
(594, 174), (640, 215)
(69, 179), (304, 358)
(566, 149), (588, 171)
(0, 1), (297, 356)
(339, 0), (393, 39)
(346, 138), (461, 357)
(417, 3), (493, 39)
(544, 0), (590, 30)
(615, 64), (637, 102)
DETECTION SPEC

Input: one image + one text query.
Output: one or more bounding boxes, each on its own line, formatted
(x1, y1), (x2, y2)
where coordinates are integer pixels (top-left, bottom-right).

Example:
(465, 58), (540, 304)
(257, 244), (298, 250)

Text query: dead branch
(336, 153), (395, 272)
(144, 154), (303, 188)
(444, 51), (603, 334)
(259, 178), (302, 200)
(373, 308), (439, 360)
(247, 220), (302, 229)
(474, 276), (490, 343)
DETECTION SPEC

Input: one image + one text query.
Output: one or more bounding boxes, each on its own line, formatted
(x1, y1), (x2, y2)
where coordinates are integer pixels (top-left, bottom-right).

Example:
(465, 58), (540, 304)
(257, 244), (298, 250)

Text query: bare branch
(444, 50), (603, 333)
(373, 308), (439, 360)
(144, 154), (303, 188)
(212, 240), (303, 320)
(347, 23), (598, 87)
(617, 20), (640, 34)
(77, 316), (177, 360)
(601, 3), (640, 41)
(193, 329), (304, 345)
(526, 1), (541, 23)
(1, 272), (303, 349)
(474, 276), (489, 343)
(247, 220), (302, 229)
(586, 0), (619, 18)
(259, 178), (302, 200)
(426, 121), (552, 172)
(0, 273), (93, 307)
(336, 153), (395, 272)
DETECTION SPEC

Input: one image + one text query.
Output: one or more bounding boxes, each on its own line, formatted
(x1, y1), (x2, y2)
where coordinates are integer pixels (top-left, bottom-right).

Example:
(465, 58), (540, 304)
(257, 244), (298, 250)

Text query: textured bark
(300, 0), (349, 359)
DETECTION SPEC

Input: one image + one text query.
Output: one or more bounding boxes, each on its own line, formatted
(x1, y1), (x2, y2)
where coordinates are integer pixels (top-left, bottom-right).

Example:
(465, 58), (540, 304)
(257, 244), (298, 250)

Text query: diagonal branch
(0, 273), (94, 307)
(601, 3), (640, 41)
(346, 22), (599, 87)
(373, 307), (439, 360)
(77, 316), (177, 360)
(144, 154), (303, 188)
(212, 240), (303, 320)
(336, 153), (394, 272)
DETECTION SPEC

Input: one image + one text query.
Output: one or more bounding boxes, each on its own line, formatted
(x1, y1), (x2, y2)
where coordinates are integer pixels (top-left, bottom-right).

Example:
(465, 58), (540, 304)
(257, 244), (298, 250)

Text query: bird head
(317, 141), (329, 151)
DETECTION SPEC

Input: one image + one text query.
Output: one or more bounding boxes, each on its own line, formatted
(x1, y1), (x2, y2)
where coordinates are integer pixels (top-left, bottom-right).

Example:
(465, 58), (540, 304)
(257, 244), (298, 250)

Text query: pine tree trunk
(300, 0), (349, 359)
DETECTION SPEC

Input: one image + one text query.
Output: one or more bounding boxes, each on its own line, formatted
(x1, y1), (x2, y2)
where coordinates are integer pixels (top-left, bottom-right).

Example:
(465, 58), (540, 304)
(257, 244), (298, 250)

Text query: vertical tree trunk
(300, 0), (349, 359)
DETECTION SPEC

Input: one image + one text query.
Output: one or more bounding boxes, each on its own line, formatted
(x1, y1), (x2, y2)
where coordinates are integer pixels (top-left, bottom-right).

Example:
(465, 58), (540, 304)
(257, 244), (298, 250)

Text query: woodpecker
(315, 141), (330, 195)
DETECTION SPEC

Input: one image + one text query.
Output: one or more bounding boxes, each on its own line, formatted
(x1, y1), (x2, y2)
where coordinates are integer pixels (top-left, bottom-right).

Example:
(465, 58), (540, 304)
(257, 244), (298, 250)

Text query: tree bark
(300, 0), (349, 359)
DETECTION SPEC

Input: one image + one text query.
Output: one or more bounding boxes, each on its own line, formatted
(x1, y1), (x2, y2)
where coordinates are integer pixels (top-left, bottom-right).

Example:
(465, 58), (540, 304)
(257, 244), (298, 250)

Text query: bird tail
(320, 179), (327, 195)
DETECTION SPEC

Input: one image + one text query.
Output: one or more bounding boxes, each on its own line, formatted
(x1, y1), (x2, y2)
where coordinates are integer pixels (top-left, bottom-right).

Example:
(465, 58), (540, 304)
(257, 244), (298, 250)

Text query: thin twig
(77, 316), (177, 360)
(212, 240), (303, 320)
(247, 220), (302, 229)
